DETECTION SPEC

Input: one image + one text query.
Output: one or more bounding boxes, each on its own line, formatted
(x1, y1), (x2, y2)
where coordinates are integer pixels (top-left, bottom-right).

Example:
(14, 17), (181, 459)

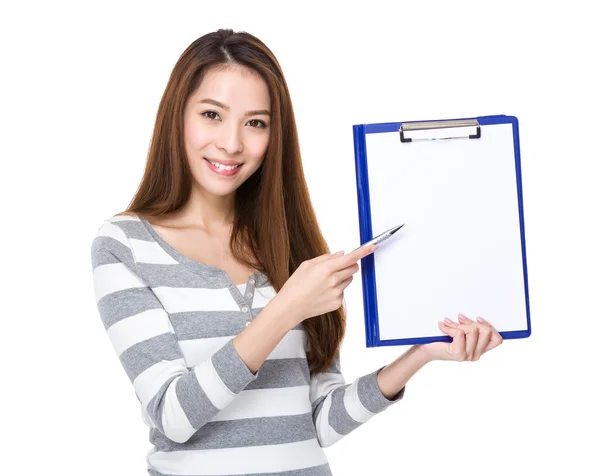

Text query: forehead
(191, 65), (270, 108)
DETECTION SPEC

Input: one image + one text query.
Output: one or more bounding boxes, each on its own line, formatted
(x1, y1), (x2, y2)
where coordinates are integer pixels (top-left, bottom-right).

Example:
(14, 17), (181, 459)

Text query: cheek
(184, 122), (211, 151)
(246, 134), (270, 161)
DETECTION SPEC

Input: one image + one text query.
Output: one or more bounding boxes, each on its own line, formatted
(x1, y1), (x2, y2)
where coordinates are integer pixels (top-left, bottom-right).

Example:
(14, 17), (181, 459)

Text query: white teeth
(208, 160), (240, 171)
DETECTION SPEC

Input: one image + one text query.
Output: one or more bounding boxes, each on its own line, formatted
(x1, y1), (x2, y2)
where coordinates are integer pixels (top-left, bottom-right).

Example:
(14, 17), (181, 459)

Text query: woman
(91, 28), (503, 476)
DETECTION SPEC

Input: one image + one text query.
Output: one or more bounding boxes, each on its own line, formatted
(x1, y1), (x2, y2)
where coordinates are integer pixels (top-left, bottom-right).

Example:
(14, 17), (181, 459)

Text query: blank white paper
(364, 123), (528, 341)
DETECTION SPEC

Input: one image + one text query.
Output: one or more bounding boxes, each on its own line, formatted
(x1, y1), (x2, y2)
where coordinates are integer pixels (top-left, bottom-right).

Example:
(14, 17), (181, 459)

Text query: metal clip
(399, 119), (481, 143)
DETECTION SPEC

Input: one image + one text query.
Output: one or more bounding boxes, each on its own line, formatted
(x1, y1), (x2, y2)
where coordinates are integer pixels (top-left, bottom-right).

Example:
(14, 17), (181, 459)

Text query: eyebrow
(197, 98), (271, 117)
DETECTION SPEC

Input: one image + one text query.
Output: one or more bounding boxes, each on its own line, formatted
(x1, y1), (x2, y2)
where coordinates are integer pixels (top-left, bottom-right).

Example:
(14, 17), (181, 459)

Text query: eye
(247, 119), (268, 128)
(201, 110), (221, 121)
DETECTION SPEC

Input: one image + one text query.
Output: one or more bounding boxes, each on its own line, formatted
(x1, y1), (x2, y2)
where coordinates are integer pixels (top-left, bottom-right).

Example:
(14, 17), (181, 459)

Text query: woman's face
(183, 64), (271, 200)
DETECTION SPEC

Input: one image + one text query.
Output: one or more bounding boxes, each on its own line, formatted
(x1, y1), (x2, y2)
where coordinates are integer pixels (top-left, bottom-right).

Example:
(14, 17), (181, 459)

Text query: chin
(201, 184), (238, 198)
(192, 177), (242, 198)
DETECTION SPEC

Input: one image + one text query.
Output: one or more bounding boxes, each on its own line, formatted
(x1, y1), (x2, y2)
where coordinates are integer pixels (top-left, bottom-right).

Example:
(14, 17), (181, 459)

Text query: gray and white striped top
(90, 214), (404, 476)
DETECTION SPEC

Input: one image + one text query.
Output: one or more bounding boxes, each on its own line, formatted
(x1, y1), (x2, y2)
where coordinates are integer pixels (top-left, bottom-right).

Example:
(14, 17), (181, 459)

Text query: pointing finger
(310, 250), (345, 265)
(334, 244), (377, 269)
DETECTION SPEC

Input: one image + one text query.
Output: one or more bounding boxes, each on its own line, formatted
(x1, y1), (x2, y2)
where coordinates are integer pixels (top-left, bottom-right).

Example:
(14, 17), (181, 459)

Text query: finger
(438, 321), (466, 358)
(449, 327), (466, 359)
(311, 251), (345, 265)
(475, 316), (496, 331)
(336, 275), (353, 291)
(476, 317), (504, 352)
(442, 317), (459, 328)
(443, 319), (477, 343)
(457, 313), (473, 324)
(438, 320), (460, 336)
(485, 330), (503, 352)
(334, 244), (377, 269)
(476, 316), (501, 336)
(462, 315), (502, 355)
(334, 262), (360, 282)
(473, 327), (492, 360)
(464, 326), (479, 360)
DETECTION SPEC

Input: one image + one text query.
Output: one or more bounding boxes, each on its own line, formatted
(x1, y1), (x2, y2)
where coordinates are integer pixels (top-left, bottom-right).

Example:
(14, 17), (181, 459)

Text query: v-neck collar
(138, 215), (268, 288)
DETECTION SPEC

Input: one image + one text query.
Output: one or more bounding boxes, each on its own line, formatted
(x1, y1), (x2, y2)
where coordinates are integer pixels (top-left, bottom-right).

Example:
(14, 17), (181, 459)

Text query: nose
(216, 122), (243, 155)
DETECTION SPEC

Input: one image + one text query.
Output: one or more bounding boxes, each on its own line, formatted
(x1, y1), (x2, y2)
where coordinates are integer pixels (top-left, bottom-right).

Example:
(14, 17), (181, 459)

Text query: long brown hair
(120, 29), (344, 374)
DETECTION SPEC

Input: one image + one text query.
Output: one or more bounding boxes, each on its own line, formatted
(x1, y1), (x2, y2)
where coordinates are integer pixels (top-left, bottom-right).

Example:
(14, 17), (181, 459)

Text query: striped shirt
(90, 214), (404, 476)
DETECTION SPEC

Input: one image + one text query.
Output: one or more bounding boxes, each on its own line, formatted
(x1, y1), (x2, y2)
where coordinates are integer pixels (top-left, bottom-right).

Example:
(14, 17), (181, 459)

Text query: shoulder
(91, 212), (147, 268)
(94, 212), (143, 240)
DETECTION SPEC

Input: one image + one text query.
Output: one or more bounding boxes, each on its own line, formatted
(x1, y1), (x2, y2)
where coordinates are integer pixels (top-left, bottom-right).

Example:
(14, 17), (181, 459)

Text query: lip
(204, 157), (242, 166)
(204, 157), (242, 176)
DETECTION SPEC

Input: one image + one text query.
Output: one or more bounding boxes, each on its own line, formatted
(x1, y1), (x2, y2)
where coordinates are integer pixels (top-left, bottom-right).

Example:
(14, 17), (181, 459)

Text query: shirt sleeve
(309, 352), (405, 447)
(90, 221), (258, 444)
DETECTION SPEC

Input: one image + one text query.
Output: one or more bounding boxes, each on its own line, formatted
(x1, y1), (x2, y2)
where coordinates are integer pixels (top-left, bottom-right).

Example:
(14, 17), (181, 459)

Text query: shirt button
(249, 278), (255, 285)
(246, 292), (253, 298)
(241, 306), (249, 313)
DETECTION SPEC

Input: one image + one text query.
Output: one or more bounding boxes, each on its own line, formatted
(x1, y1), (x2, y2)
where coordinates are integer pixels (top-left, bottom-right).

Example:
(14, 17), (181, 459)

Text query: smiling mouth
(203, 158), (243, 176)
(204, 158), (242, 169)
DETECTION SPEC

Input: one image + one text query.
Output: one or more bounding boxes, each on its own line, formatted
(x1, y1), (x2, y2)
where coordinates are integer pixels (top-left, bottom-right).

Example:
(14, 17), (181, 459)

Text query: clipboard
(352, 115), (531, 347)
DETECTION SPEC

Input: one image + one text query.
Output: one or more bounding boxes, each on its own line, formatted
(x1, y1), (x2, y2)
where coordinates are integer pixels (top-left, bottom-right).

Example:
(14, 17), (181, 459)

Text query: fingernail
(438, 321), (446, 327)
(476, 317), (485, 323)
(444, 317), (453, 324)
(371, 245), (378, 251)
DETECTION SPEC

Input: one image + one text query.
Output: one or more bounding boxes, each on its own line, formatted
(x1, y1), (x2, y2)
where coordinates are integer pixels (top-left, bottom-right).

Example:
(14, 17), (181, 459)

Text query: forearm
(377, 345), (432, 399)
(232, 294), (297, 373)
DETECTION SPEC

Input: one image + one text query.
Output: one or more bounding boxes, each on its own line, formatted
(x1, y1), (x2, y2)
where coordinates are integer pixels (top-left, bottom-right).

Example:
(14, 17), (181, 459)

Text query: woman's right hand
(275, 244), (378, 327)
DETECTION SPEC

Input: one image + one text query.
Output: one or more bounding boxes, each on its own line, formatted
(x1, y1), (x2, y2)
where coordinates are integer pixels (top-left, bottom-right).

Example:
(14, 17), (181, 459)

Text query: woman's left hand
(421, 313), (503, 362)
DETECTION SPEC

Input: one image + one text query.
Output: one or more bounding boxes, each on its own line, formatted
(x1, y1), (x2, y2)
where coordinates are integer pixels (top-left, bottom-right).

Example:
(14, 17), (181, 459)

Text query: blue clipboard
(352, 114), (531, 347)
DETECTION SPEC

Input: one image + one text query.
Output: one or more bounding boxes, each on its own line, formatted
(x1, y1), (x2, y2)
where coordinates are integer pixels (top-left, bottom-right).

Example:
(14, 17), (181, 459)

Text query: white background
(2, 1), (599, 475)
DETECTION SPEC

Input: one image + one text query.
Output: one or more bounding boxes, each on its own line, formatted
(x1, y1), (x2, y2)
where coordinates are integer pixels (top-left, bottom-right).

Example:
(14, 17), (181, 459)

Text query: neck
(175, 186), (236, 231)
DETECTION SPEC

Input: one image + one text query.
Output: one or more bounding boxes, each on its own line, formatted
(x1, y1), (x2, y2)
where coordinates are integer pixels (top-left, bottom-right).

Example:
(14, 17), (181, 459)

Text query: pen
(353, 223), (405, 252)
